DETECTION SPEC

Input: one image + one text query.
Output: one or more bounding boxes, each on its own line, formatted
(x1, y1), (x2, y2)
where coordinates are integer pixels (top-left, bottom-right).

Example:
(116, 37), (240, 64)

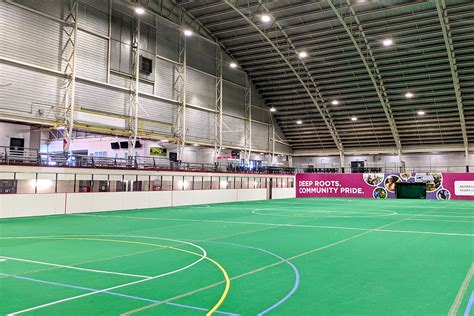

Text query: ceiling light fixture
(383, 38), (393, 47)
(351, 117), (358, 121)
(405, 91), (414, 98)
(230, 62), (238, 68)
(270, 107), (276, 112)
(134, 7), (145, 15)
(417, 111), (426, 116)
(183, 29), (193, 37)
(331, 100), (339, 105)
(298, 51), (308, 58)
(296, 120), (303, 125)
(260, 14), (271, 23)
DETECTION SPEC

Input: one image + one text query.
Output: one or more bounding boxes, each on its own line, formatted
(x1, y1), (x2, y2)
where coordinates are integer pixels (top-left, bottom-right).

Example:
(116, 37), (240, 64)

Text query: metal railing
(295, 163), (472, 174)
(0, 146), (297, 174)
(0, 147), (471, 174)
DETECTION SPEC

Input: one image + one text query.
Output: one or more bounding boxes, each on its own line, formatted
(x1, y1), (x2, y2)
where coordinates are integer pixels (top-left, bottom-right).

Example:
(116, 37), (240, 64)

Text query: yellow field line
(3, 236), (230, 315)
(48, 237), (230, 316)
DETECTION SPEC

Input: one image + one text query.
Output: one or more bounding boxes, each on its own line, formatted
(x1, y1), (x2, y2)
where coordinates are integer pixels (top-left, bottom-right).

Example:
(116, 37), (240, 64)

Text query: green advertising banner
(149, 147), (167, 157)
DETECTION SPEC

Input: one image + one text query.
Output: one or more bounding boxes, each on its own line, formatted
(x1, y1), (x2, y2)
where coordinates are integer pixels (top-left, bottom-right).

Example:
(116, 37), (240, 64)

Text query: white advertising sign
(454, 181), (474, 196)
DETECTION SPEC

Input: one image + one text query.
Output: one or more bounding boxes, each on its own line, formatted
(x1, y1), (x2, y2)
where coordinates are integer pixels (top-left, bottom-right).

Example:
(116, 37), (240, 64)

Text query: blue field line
(465, 290), (474, 316)
(0, 273), (238, 315)
(203, 240), (300, 315)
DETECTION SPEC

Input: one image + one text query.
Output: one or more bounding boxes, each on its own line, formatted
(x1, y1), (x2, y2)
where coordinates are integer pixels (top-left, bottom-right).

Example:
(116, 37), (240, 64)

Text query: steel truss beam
(435, 0), (469, 163)
(329, 0), (402, 157)
(128, 15), (140, 157)
(175, 11), (187, 161)
(214, 49), (223, 161)
(224, 0), (344, 154)
(62, 0), (78, 153)
(243, 75), (252, 163)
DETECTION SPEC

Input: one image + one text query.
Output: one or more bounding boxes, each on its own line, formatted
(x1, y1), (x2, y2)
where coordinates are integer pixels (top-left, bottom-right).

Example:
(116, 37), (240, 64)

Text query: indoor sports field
(1, 198), (473, 316)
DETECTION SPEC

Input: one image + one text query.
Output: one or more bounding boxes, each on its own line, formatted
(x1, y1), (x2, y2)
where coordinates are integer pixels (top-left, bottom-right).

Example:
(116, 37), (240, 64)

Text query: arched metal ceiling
(177, 0), (474, 154)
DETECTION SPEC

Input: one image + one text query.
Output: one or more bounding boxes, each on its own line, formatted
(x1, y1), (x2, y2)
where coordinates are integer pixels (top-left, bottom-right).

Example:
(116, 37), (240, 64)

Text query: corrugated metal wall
(0, 2), (63, 71)
(0, 63), (65, 122)
(252, 122), (270, 151)
(186, 69), (215, 109)
(223, 81), (245, 117)
(76, 30), (108, 82)
(0, 0), (291, 153)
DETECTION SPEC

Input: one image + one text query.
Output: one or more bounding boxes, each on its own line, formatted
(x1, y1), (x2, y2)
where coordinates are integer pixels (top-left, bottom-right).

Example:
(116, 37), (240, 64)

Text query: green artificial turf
(0, 198), (473, 315)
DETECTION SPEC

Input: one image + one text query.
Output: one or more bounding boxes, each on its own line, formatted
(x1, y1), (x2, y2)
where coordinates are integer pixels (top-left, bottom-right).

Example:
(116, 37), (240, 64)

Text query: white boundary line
(408, 214), (474, 218)
(71, 214), (474, 237)
(428, 211), (474, 215)
(0, 256), (152, 279)
(407, 218), (474, 224)
(251, 208), (397, 218)
(7, 236), (208, 316)
(247, 202), (474, 210)
(448, 263), (474, 316)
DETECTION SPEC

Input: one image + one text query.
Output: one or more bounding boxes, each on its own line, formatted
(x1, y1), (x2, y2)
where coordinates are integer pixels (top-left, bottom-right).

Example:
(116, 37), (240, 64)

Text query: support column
(214, 49), (223, 162)
(243, 75), (252, 164)
(339, 151), (345, 173)
(271, 123), (275, 164)
(466, 149), (470, 173)
(62, 0), (78, 153)
(398, 148), (405, 173)
(128, 15), (140, 157)
(175, 14), (187, 162)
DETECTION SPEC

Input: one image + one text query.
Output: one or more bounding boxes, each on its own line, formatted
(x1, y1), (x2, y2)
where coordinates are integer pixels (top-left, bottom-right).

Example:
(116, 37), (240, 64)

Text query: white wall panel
(272, 188), (296, 199)
(252, 106), (270, 124)
(252, 122), (270, 151)
(109, 72), (130, 88)
(78, 0), (109, 36)
(75, 81), (128, 116)
(155, 57), (175, 100)
(76, 30), (108, 82)
(0, 188), (270, 218)
(186, 69), (215, 109)
(138, 96), (175, 135)
(275, 142), (291, 153)
(187, 36), (216, 75)
(223, 81), (245, 116)
(0, 193), (65, 218)
(138, 80), (154, 95)
(185, 107), (214, 143)
(15, 0), (66, 20)
(156, 16), (178, 62)
(237, 188), (267, 201)
(172, 189), (237, 206)
(0, 63), (64, 122)
(0, 2), (62, 71)
(66, 191), (172, 213)
(223, 115), (245, 147)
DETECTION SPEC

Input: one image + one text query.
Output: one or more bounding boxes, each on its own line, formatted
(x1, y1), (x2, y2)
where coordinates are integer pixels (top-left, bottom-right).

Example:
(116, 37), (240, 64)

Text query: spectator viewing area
(0, 0), (473, 315)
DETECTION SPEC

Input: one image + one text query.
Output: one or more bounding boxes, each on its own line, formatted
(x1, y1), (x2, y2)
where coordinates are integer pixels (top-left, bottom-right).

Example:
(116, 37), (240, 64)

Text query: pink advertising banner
(296, 172), (474, 200)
